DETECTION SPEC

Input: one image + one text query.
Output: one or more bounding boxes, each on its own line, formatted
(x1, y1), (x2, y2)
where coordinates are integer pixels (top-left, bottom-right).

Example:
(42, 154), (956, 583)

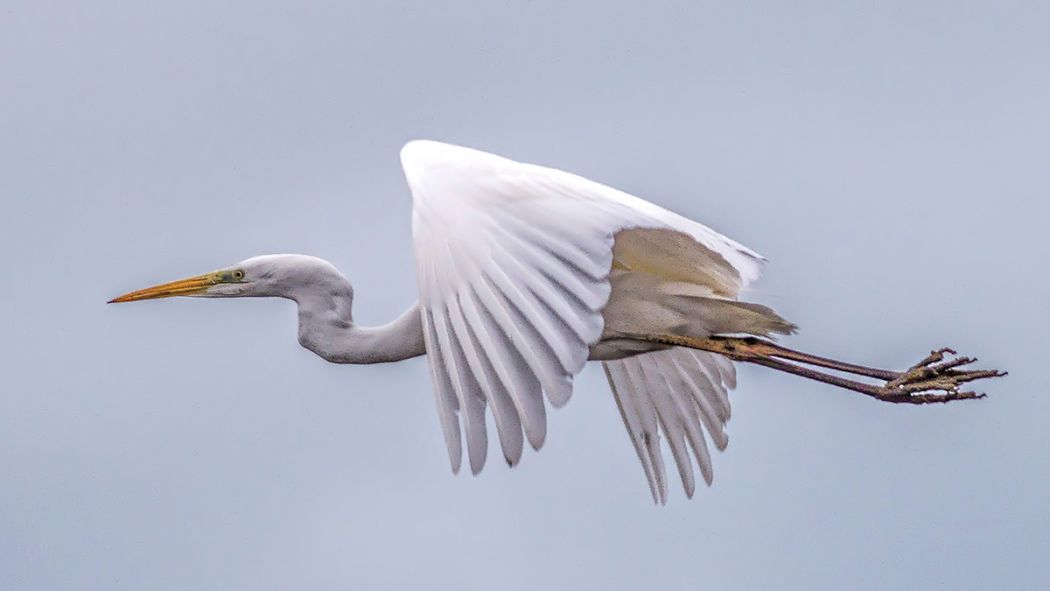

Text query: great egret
(110, 140), (1003, 503)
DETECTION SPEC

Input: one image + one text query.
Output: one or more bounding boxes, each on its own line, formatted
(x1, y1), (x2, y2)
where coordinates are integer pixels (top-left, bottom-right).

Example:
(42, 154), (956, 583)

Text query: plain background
(2, 2), (1048, 589)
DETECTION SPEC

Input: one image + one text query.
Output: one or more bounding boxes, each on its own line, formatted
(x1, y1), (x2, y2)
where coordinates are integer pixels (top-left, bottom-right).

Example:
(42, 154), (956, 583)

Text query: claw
(929, 356), (977, 373)
(877, 349), (1004, 404)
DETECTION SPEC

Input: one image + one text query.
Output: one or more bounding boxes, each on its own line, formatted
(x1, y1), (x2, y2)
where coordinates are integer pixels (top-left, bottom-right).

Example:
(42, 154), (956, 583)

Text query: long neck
(293, 286), (425, 365)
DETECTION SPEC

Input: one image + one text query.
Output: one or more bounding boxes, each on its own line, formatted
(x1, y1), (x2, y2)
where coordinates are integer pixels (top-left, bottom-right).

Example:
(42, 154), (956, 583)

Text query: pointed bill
(108, 273), (219, 303)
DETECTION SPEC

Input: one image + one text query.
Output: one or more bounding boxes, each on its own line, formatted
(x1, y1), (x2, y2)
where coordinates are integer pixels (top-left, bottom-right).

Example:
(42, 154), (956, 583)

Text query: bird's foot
(872, 348), (1005, 404)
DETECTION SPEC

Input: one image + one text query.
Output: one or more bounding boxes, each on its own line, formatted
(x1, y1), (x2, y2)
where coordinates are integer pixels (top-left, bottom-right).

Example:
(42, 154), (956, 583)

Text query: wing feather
(473, 271), (574, 407)
(403, 140), (757, 479)
(431, 305), (488, 475)
(420, 309), (463, 473)
(603, 362), (660, 499)
(447, 294), (525, 467)
(458, 288), (548, 450)
(654, 353), (715, 484)
(636, 356), (696, 498)
(485, 254), (587, 377)
(621, 357), (669, 503)
(673, 352), (731, 450)
(604, 347), (735, 498)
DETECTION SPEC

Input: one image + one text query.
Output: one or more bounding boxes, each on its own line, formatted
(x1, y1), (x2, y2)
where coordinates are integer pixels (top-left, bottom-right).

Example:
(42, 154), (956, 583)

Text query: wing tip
(400, 139), (449, 164)
(400, 139), (452, 186)
(526, 428), (546, 451)
(400, 139), (497, 178)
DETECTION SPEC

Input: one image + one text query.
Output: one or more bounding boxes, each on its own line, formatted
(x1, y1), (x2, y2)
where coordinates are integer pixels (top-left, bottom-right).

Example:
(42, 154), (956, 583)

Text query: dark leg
(642, 335), (1005, 405)
(723, 337), (899, 381)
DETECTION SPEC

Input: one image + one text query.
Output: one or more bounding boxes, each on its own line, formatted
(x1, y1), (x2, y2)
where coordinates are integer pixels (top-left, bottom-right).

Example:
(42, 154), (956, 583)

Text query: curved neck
(293, 287), (425, 365)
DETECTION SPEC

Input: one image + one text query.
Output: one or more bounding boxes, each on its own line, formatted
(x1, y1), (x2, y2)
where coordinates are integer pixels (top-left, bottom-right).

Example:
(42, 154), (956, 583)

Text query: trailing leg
(639, 334), (1004, 404)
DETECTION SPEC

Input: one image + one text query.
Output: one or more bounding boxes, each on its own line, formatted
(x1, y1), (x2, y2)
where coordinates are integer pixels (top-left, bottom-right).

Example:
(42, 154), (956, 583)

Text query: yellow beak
(108, 273), (219, 303)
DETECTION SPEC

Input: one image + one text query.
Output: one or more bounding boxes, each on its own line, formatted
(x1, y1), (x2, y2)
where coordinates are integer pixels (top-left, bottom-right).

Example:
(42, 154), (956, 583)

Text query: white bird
(110, 140), (1000, 503)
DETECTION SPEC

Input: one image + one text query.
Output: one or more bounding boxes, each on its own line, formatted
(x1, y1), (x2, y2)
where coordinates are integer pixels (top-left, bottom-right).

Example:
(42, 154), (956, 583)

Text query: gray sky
(2, 1), (1048, 589)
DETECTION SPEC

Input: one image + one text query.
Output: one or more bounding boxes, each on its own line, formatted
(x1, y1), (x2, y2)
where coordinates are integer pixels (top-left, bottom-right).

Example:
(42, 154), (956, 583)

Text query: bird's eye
(232, 270), (245, 280)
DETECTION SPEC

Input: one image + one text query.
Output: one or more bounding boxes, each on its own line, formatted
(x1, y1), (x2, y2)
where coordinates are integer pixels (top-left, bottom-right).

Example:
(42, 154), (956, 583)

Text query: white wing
(603, 348), (735, 504)
(401, 140), (762, 476)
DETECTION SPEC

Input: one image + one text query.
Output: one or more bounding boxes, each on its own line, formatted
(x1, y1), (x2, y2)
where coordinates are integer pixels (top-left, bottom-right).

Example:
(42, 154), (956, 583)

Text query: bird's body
(110, 140), (1000, 503)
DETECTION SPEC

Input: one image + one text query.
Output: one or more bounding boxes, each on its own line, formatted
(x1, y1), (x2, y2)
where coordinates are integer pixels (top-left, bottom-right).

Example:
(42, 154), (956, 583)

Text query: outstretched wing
(401, 140), (762, 477)
(603, 348), (735, 504)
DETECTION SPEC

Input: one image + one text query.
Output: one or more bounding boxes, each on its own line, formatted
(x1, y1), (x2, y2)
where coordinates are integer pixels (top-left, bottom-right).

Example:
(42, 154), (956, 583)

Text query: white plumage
(113, 140), (996, 502)
(120, 139), (990, 505)
(402, 140), (779, 501)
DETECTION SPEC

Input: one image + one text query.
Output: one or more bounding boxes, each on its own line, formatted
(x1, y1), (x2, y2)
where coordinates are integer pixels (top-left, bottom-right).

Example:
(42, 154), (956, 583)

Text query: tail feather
(668, 296), (797, 339)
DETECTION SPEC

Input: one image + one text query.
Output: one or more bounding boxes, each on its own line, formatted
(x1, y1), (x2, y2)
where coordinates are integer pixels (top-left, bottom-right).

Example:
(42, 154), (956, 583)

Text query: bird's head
(108, 254), (349, 303)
